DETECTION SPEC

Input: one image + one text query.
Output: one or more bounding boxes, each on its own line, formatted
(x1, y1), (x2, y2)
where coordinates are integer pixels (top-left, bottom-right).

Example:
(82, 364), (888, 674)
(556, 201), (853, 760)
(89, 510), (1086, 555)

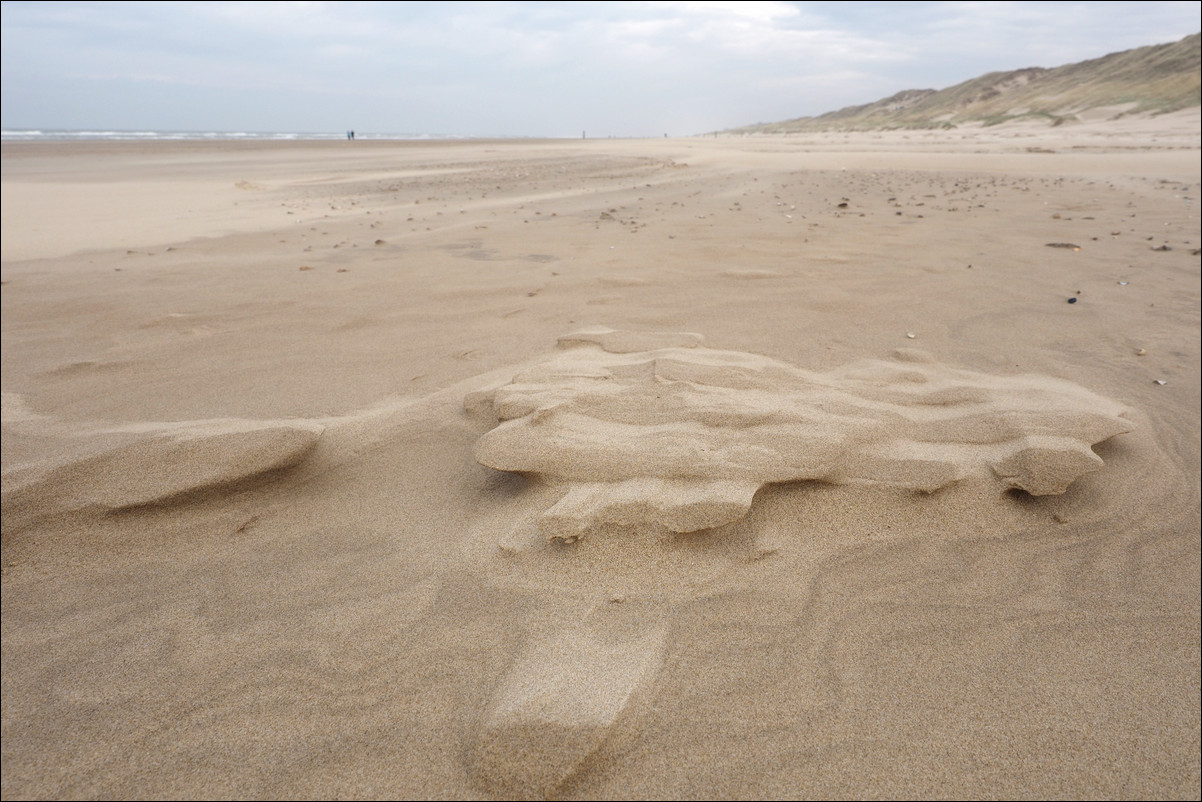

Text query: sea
(1, 129), (463, 142)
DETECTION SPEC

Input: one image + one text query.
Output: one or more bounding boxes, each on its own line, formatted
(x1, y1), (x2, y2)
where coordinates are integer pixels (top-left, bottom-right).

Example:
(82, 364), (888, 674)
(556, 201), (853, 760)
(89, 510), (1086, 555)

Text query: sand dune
(1, 122), (1198, 800)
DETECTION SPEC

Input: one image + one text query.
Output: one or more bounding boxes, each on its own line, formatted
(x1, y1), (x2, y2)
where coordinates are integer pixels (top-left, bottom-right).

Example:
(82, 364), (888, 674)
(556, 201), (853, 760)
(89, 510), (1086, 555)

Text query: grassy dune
(729, 32), (1200, 133)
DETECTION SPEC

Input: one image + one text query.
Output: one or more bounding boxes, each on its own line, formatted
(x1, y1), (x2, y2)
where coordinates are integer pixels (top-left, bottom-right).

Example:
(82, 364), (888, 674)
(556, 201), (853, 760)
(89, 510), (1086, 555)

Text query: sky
(1, 1), (1199, 137)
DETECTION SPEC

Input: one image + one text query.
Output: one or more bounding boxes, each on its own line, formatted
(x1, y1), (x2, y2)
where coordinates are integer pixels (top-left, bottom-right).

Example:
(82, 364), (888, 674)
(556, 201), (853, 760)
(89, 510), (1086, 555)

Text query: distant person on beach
(347, 130), (355, 140)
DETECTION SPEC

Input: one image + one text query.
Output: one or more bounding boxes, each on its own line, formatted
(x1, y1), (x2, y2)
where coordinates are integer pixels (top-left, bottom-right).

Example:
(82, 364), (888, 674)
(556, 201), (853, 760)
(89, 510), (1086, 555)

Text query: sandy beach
(2, 115), (1199, 799)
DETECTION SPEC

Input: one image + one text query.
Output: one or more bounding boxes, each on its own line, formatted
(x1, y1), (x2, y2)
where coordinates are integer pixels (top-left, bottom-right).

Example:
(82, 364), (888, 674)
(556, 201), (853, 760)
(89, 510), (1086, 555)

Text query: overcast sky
(2, 1), (1198, 137)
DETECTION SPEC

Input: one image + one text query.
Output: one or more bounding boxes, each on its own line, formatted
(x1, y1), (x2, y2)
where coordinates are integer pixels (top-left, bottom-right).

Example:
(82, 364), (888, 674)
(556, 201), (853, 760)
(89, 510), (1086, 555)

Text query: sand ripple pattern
(470, 329), (1134, 541)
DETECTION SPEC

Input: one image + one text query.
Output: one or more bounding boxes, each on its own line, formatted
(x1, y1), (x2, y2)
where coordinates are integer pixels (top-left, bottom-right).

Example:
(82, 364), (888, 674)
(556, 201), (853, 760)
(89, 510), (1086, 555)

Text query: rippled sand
(3, 117), (1199, 799)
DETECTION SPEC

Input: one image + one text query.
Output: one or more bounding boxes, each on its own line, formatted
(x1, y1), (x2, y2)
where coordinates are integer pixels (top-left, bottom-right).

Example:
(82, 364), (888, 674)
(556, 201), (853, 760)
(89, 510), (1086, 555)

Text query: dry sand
(2, 113), (1200, 800)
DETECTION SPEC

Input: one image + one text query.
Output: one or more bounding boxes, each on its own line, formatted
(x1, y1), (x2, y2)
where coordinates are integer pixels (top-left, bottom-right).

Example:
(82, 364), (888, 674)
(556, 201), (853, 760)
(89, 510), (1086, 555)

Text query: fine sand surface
(2, 115), (1199, 799)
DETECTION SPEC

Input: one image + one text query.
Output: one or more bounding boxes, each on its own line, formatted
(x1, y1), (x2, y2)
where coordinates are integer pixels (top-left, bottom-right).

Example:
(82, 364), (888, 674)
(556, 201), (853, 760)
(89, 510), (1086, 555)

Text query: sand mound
(470, 330), (1134, 542)
(470, 601), (667, 798)
(2, 421), (323, 529)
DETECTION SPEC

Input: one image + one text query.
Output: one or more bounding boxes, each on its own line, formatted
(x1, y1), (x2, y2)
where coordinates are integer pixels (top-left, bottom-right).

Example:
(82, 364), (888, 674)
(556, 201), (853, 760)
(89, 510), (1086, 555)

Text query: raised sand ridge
(469, 329), (1134, 543)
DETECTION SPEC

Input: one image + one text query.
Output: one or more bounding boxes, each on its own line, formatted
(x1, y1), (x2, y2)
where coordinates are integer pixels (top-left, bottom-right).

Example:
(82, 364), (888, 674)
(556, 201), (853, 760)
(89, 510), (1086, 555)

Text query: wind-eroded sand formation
(2, 330), (1137, 798)
(471, 329), (1133, 545)
(463, 328), (1139, 797)
(2, 127), (1198, 800)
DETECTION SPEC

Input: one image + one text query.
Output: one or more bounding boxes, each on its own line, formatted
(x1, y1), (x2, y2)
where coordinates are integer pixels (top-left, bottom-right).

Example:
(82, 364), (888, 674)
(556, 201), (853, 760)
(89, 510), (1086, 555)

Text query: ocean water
(1, 129), (460, 142)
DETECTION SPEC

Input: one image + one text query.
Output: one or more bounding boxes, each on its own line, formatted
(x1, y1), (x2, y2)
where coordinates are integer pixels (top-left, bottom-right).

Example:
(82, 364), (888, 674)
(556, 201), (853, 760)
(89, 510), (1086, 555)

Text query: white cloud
(2, 0), (1198, 135)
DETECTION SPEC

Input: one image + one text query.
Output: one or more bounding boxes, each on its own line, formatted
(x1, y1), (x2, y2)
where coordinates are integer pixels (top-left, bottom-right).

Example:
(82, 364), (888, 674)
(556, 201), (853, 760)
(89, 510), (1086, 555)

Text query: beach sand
(2, 115), (1199, 799)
